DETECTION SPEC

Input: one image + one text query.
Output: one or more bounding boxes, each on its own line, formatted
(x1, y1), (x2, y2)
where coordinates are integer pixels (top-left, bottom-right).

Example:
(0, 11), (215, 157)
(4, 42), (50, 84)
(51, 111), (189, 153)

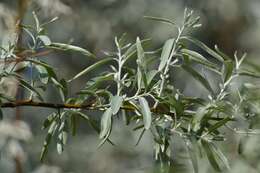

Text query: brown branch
(1, 100), (97, 110)
(0, 100), (229, 121)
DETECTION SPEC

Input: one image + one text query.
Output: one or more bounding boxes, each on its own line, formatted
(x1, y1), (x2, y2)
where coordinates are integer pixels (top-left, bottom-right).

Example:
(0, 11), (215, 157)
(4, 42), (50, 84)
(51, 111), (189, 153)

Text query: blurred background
(1, 0), (260, 172)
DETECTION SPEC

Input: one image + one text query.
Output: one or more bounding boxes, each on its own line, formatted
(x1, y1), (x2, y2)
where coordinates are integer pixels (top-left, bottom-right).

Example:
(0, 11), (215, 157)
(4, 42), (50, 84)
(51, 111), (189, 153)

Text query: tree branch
(0, 100), (230, 122)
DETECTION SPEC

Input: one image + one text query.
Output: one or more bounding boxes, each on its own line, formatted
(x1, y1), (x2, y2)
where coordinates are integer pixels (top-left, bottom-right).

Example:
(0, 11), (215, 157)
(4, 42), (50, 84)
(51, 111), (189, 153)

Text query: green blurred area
(1, 0), (260, 172)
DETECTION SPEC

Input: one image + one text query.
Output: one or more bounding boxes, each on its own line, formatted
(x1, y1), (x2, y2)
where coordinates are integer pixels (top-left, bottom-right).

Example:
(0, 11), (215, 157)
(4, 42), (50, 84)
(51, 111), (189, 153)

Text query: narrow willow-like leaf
(238, 69), (260, 78)
(136, 37), (148, 89)
(201, 139), (221, 172)
(222, 60), (234, 83)
(207, 117), (231, 134)
(28, 59), (58, 79)
(111, 95), (123, 115)
(99, 108), (113, 139)
(211, 142), (230, 170)
(69, 58), (114, 82)
(40, 120), (58, 161)
(181, 36), (224, 62)
(124, 39), (151, 62)
(18, 78), (44, 101)
(135, 129), (145, 146)
(158, 38), (175, 71)
(138, 97), (152, 130)
(57, 133), (64, 154)
(144, 16), (175, 26)
(182, 65), (214, 95)
(42, 113), (57, 130)
(181, 49), (221, 74)
(186, 137), (199, 173)
(49, 42), (95, 58)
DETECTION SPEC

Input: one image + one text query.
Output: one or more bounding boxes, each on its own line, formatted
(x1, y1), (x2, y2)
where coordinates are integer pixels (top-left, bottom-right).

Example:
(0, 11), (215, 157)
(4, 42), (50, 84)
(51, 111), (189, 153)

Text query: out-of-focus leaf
(238, 69), (260, 78)
(158, 38), (175, 71)
(222, 60), (234, 83)
(201, 139), (221, 171)
(181, 36), (224, 62)
(144, 16), (175, 26)
(42, 113), (57, 130)
(135, 129), (145, 146)
(182, 65), (214, 95)
(69, 58), (114, 82)
(207, 117), (231, 134)
(39, 35), (51, 46)
(18, 78), (44, 101)
(111, 95), (123, 115)
(28, 59), (58, 79)
(186, 137), (199, 173)
(40, 120), (58, 161)
(0, 109), (3, 120)
(181, 49), (221, 74)
(99, 108), (113, 139)
(36, 65), (49, 84)
(49, 42), (96, 58)
(201, 139), (230, 172)
(69, 113), (77, 136)
(138, 97), (152, 130)
(136, 37), (148, 89)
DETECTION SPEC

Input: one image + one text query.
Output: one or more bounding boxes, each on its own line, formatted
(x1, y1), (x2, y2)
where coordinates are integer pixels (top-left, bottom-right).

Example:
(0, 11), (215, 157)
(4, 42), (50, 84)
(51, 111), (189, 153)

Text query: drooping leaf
(69, 58), (114, 82)
(181, 36), (224, 62)
(18, 78), (44, 101)
(135, 129), (145, 146)
(201, 139), (229, 172)
(207, 117), (231, 134)
(42, 112), (57, 130)
(49, 42), (96, 58)
(40, 120), (58, 161)
(182, 65), (214, 95)
(111, 95), (123, 115)
(138, 97), (152, 130)
(99, 108), (113, 139)
(158, 38), (175, 71)
(144, 16), (175, 26)
(201, 139), (221, 172)
(186, 137), (199, 173)
(222, 60), (234, 83)
(181, 49), (221, 74)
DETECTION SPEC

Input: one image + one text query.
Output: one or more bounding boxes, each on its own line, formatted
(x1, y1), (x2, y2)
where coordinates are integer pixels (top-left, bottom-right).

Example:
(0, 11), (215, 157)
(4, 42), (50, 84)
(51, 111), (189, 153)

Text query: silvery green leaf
(143, 16), (175, 26)
(222, 60), (234, 83)
(182, 64), (214, 95)
(158, 38), (175, 71)
(99, 108), (113, 139)
(181, 36), (224, 62)
(138, 97), (152, 130)
(50, 42), (96, 58)
(111, 95), (123, 115)
(181, 49), (221, 74)
(69, 58), (114, 82)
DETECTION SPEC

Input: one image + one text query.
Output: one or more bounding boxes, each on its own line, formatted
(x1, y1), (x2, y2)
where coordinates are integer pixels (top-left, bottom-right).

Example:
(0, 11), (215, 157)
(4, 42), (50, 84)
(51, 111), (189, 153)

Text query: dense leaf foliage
(1, 9), (260, 173)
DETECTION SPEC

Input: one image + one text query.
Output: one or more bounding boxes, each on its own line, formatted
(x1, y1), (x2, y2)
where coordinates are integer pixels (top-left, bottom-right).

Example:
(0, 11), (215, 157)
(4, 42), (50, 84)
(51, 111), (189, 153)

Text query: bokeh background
(1, 0), (260, 173)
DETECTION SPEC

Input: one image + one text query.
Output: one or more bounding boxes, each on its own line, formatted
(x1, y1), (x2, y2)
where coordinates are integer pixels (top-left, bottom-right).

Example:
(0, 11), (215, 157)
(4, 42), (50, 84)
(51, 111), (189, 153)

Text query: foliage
(0, 9), (260, 173)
